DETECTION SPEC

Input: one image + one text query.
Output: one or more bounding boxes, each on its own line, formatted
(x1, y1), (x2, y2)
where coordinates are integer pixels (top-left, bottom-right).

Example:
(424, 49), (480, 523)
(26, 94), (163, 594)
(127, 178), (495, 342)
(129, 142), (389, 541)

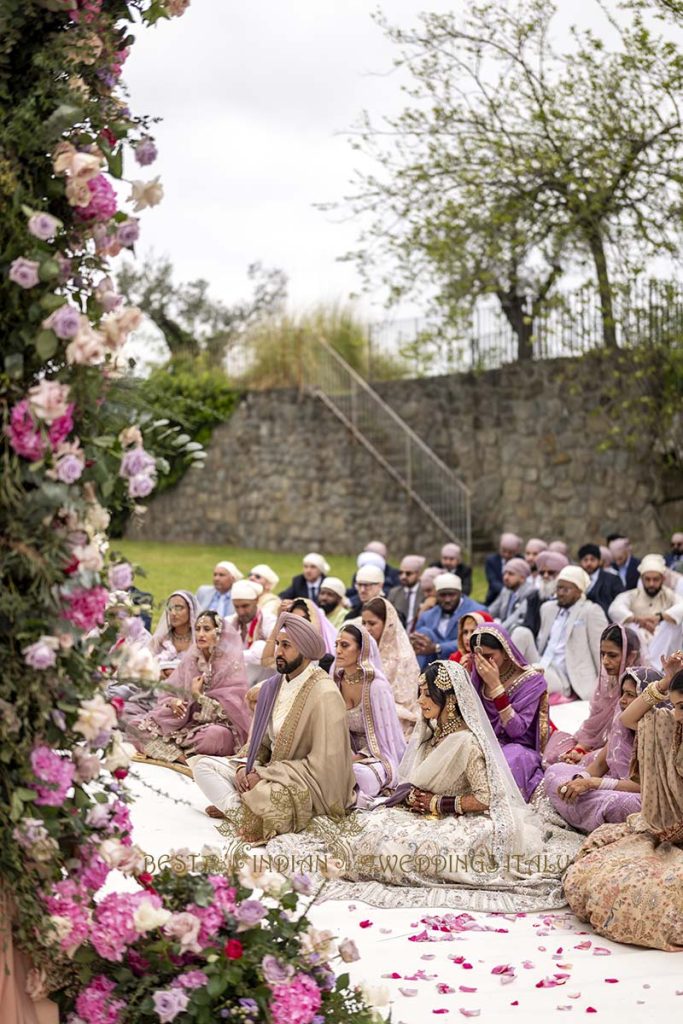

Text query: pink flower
(75, 174), (117, 222)
(28, 380), (70, 424)
(31, 746), (75, 806)
(173, 971), (208, 990)
(62, 585), (109, 631)
(270, 973), (322, 1024)
(23, 639), (58, 670)
(48, 405), (75, 447)
(152, 989), (189, 1023)
(128, 473), (155, 498)
(75, 975), (126, 1024)
(66, 320), (106, 365)
(72, 747), (102, 783)
(166, 0), (191, 16)
(55, 451), (85, 484)
(44, 879), (91, 953)
(90, 892), (143, 961)
(120, 446), (156, 478)
(6, 400), (45, 461)
(163, 911), (203, 953)
(28, 212), (61, 240)
(9, 257), (40, 288)
(108, 562), (133, 590)
(43, 304), (81, 340)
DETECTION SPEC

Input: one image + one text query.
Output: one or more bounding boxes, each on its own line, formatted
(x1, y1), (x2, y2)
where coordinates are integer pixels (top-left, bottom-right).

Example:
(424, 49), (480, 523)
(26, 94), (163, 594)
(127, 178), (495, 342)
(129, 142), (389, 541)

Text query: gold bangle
(429, 795), (440, 816)
(489, 685), (505, 699)
(454, 795), (463, 815)
(642, 681), (665, 708)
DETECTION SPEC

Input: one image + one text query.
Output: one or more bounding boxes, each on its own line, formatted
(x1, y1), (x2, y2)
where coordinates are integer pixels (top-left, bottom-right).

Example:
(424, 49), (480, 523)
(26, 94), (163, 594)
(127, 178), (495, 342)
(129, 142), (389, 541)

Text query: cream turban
(303, 551), (330, 574)
(356, 565), (385, 585)
(672, 532), (683, 545)
(503, 557), (531, 579)
(525, 538), (547, 554)
(249, 563), (280, 587)
(435, 572), (462, 592)
(400, 555), (426, 572)
(500, 532), (522, 551)
(536, 550), (569, 573)
(275, 612), (326, 661)
(557, 566), (590, 594)
(548, 540), (569, 555)
(216, 561), (243, 579)
(231, 580), (263, 601)
(441, 543), (461, 559)
(320, 576), (346, 599)
(357, 551), (386, 571)
(365, 540), (387, 559)
(638, 554), (667, 577)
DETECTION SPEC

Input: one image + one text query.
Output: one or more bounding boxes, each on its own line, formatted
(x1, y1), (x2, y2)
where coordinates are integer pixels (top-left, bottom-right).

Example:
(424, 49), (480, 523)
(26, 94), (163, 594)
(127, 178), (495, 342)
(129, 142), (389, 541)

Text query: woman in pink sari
(543, 624), (640, 765)
(130, 610), (250, 763)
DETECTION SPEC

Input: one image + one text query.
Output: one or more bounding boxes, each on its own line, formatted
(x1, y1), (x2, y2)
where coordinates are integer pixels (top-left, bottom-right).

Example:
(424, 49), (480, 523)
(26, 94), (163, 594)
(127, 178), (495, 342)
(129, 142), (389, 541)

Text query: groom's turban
(275, 612), (326, 661)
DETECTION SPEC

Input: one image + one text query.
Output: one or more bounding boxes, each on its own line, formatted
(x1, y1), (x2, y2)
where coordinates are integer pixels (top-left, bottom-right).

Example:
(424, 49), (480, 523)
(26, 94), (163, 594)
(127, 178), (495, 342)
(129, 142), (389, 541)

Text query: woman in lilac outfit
(333, 623), (407, 808)
(469, 623), (549, 801)
(544, 667), (658, 832)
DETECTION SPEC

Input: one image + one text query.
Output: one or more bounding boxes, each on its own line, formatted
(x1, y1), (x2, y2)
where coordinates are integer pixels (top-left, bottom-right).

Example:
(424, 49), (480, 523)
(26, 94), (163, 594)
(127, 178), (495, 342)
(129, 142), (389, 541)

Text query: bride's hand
(473, 649), (501, 693)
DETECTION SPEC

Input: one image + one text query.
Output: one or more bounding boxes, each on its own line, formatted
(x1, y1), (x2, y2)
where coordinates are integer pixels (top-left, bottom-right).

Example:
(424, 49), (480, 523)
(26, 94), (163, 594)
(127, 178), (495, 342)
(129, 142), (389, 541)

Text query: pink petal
(409, 931), (429, 943)
(568, 994), (582, 1000)
(359, 920), (373, 928)
(593, 948), (611, 956)
(536, 977), (568, 989)
(459, 1011), (480, 1018)
(556, 947), (564, 954)
(450, 956), (466, 964)
(421, 954), (437, 960)
(510, 1001), (519, 1006)
(522, 961), (536, 970)
(586, 1009), (597, 1014)
(433, 1011), (450, 1016)
(575, 941), (592, 950)
(462, 964), (473, 970)
(538, 946), (547, 951)
(399, 988), (418, 997)
(492, 965), (515, 976)
(438, 984), (456, 994)
(604, 979), (619, 984)
(642, 985), (651, 990)
(383, 972), (402, 979)
(459, 986), (478, 993)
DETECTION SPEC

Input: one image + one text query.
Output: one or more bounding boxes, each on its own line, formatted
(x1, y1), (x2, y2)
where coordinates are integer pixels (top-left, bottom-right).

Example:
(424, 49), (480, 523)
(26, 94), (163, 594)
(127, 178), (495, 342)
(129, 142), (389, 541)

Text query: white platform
(123, 701), (683, 1022)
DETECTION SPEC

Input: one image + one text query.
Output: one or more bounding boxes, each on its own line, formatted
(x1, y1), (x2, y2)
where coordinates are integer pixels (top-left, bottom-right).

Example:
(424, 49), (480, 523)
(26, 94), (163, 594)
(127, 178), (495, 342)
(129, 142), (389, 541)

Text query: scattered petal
(437, 984), (456, 994)
(459, 986), (477, 994)
(510, 1001), (519, 1006)
(575, 941), (592, 950)
(459, 1011), (480, 1018)
(449, 956), (466, 964)
(604, 979), (619, 985)
(557, 1007), (573, 1012)
(359, 920), (373, 929)
(399, 988), (418, 998)
(462, 964), (473, 970)
(593, 948), (611, 956)
(586, 1009), (597, 1014)
(382, 972), (402, 979)
(421, 954), (437, 960)
(522, 961), (536, 970)
(433, 1011), (450, 1016)
(347, 904), (356, 911)
(380, 928), (392, 935)
(643, 985), (651, 990)
(568, 993), (582, 1000)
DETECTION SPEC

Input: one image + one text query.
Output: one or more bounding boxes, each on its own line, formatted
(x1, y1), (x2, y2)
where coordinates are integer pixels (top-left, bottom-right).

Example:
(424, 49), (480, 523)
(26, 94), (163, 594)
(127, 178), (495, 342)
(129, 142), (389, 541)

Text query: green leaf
(35, 330), (58, 360)
(40, 293), (67, 313)
(107, 147), (124, 180)
(14, 787), (37, 802)
(39, 259), (60, 283)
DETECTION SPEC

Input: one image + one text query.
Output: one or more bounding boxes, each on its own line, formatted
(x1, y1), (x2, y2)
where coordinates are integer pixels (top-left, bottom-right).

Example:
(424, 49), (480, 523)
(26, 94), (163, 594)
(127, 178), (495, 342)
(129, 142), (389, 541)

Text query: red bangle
(573, 746), (587, 755)
(493, 691), (510, 712)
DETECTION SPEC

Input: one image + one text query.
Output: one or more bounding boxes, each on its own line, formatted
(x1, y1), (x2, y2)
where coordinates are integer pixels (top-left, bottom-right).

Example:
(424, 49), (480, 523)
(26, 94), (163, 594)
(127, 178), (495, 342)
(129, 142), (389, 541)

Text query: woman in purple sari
(469, 623), (549, 801)
(333, 623), (407, 808)
(130, 610), (251, 763)
(544, 667), (659, 832)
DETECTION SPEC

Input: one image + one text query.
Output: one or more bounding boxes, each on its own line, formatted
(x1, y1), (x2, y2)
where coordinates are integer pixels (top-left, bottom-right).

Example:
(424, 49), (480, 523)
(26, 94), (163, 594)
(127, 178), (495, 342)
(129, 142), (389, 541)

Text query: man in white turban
(196, 560), (243, 617)
(609, 553), (683, 668)
(227, 580), (277, 686)
(512, 566), (607, 701)
(248, 564), (281, 615)
(279, 552), (330, 605)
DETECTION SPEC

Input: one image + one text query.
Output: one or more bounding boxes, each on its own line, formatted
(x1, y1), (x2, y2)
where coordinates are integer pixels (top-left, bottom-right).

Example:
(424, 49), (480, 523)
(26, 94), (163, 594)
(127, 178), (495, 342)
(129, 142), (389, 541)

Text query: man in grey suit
(512, 566), (607, 700)
(195, 560), (243, 618)
(488, 557), (537, 633)
(387, 555), (426, 632)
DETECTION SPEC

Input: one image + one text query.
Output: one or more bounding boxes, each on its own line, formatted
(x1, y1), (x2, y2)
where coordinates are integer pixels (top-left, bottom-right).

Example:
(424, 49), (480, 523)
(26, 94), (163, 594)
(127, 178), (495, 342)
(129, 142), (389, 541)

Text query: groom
(190, 613), (355, 841)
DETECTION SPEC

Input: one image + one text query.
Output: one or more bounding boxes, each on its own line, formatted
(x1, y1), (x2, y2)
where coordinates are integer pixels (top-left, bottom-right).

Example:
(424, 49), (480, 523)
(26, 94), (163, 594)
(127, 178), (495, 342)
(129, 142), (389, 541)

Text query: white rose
(359, 982), (390, 1009)
(257, 870), (288, 897)
(74, 695), (117, 741)
(85, 804), (111, 828)
(237, 858), (263, 890)
(300, 927), (337, 960)
(71, 542), (104, 572)
(117, 845), (147, 876)
(104, 731), (135, 773)
(85, 502), (111, 534)
(118, 646), (160, 683)
(128, 176), (164, 212)
(133, 900), (171, 933)
(98, 837), (125, 867)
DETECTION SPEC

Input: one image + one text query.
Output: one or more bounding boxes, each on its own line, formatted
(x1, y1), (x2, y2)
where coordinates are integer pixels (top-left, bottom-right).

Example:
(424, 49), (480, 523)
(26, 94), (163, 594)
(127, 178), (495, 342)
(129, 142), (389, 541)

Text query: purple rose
(152, 988), (189, 1023)
(134, 137), (158, 166)
(261, 954), (294, 986)
(292, 872), (314, 895)
(108, 562), (134, 590)
(116, 219), (140, 248)
(56, 454), (84, 484)
(120, 446), (156, 479)
(23, 641), (57, 670)
(28, 212), (61, 241)
(9, 257), (40, 289)
(128, 473), (155, 498)
(235, 898), (267, 929)
(44, 304), (81, 340)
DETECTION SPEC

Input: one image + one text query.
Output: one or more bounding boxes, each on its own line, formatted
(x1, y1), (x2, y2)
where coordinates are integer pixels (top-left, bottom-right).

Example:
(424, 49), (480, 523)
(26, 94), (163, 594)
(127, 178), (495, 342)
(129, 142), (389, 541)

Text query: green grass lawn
(115, 539), (487, 624)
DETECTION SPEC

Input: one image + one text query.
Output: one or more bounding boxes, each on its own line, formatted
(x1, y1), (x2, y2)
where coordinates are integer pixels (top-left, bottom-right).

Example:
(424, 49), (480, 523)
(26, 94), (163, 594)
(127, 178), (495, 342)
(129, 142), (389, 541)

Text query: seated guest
(609, 553), (683, 667)
(548, 540), (569, 556)
(609, 536), (640, 589)
(279, 552), (330, 604)
(149, 589), (199, 674)
(431, 542), (473, 596)
(196, 560), (243, 617)
(524, 537), (548, 578)
(416, 567), (440, 618)
(600, 545), (618, 573)
(564, 653), (683, 951)
(361, 596), (421, 736)
(448, 610), (494, 670)
(544, 667), (658, 831)
(191, 614), (355, 836)
(521, 550), (568, 637)
(578, 543), (623, 617)
(484, 532), (522, 604)
(487, 556), (537, 633)
(543, 624), (641, 765)
(248, 563), (281, 614)
(512, 566), (607, 701)
(665, 531), (683, 569)
(228, 580), (277, 686)
(333, 624), (406, 806)
(470, 624), (548, 800)
(387, 554), (426, 632)
(411, 573), (485, 669)
(130, 611), (250, 765)
(364, 540), (400, 589)
(317, 576), (348, 629)
(345, 562), (385, 619)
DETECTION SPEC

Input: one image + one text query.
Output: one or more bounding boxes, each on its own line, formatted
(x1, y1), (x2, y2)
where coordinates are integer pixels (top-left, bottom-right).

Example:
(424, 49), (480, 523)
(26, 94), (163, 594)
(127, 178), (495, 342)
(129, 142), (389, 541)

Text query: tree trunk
(496, 289), (534, 362)
(587, 232), (617, 349)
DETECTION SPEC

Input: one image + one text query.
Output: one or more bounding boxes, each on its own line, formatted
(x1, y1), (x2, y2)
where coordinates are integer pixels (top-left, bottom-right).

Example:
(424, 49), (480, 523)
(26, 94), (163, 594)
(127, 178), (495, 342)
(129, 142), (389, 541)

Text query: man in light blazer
(512, 566), (607, 700)
(196, 560), (243, 618)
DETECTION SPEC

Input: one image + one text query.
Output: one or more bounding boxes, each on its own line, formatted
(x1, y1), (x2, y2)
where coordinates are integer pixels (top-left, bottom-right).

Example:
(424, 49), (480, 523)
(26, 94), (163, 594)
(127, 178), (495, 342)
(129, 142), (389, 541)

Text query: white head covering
(638, 554), (667, 577)
(557, 566), (590, 594)
(215, 560), (243, 580)
(357, 550), (386, 572)
(434, 572), (462, 592)
(356, 564), (385, 585)
(400, 554), (426, 573)
(249, 563), (279, 587)
(365, 541), (387, 559)
(231, 580), (263, 601)
(320, 576), (346, 599)
(303, 551), (330, 574)
(440, 542), (461, 559)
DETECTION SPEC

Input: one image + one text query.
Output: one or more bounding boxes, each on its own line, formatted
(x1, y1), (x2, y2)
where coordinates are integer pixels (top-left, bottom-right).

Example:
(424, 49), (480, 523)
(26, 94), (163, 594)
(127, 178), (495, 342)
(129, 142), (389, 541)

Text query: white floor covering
(122, 701), (683, 1022)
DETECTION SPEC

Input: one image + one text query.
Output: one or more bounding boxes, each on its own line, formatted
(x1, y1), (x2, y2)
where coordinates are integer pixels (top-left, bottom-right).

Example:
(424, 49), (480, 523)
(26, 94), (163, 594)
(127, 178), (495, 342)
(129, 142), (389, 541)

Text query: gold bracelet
(642, 681), (665, 708)
(429, 795), (440, 816)
(454, 795), (463, 815)
(488, 685), (505, 699)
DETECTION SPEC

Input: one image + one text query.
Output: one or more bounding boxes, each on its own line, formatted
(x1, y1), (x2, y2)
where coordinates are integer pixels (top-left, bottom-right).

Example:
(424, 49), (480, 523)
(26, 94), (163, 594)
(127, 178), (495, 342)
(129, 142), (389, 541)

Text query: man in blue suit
(410, 572), (486, 669)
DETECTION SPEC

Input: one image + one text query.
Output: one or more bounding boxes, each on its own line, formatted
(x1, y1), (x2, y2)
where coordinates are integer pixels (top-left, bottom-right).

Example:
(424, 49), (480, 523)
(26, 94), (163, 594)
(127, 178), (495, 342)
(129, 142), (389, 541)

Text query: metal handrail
(303, 336), (472, 555)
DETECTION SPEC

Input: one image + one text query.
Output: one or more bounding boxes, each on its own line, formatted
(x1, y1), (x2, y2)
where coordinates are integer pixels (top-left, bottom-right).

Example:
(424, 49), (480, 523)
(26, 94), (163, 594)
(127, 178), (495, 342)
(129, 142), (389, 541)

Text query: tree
(117, 256), (288, 364)
(343, 0), (683, 357)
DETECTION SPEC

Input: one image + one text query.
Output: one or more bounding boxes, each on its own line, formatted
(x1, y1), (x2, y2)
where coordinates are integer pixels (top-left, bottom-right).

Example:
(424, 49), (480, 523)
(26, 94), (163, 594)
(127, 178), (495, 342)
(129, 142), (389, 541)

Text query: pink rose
(28, 212), (62, 241)
(9, 257), (40, 289)
(6, 400), (46, 461)
(108, 562), (133, 590)
(23, 639), (58, 670)
(66, 320), (106, 365)
(42, 304), (81, 340)
(28, 380), (70, 424)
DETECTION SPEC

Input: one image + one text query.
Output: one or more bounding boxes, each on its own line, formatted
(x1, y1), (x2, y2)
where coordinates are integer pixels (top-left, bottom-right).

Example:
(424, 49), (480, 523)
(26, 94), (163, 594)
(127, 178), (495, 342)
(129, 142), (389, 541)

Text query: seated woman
(361, 596), (420, 737)
(564, 653), (683, 950)
(148, 589), (198, 673)
(129, 610), (251, 764)
(448, 610), (493, 670)
(544, 667), (660, 832)
(469, 624), (548, 801)
(543, 624), (640, 765)
(333, 624), (407, 807)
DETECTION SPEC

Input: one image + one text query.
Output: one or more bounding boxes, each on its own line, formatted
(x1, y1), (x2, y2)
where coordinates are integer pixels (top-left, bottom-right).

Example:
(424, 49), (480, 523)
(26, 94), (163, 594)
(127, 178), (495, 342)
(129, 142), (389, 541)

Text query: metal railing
(302, 336), (472, 555)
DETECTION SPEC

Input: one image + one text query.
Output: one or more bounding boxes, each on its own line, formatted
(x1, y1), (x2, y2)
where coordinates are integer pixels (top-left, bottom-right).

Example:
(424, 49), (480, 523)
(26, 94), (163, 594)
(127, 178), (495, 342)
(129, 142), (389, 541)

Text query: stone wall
(127, 353), (677, 557)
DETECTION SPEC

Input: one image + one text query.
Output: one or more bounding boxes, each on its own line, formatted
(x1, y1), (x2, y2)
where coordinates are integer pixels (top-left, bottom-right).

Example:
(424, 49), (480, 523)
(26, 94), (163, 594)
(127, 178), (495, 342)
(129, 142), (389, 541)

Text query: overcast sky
(121, 0), (622, 331)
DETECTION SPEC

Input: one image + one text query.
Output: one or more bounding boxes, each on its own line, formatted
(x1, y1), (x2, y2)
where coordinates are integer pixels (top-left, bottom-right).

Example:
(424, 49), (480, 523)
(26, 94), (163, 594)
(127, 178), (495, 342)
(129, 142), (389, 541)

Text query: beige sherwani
(609, 585), (683, 668)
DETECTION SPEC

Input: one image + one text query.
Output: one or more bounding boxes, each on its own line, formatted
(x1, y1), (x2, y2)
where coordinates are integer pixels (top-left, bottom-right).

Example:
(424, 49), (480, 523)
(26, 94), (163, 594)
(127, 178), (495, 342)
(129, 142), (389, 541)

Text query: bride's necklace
(431, 716), (466, 746)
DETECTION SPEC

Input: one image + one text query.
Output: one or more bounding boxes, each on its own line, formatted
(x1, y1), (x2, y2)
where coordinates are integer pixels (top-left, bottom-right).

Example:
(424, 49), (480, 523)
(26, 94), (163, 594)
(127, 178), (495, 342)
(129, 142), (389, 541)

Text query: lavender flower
(128, 473), (155, 498)
(28, 212), (61, 240)
(56, 454), (84, 485)
(116, 219), (140, 248)
(152, 988), (189, 1023)
(134, 137), (158, 166)
(261, 954), (294, 986)
(43, 304), (81, 340)
(291, 872), (314, 895)
(120, 447), (156, 479)
(9, 257), (40, 289)
(108, 562), (134, 591)
(235, 898), (267, 929)
(23, 640), (57, 670)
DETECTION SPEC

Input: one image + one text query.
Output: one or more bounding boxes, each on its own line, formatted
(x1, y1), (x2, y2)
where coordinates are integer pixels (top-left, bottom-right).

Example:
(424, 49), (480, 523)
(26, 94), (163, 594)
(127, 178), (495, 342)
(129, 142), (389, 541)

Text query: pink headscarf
(573, 624), (640, 752)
